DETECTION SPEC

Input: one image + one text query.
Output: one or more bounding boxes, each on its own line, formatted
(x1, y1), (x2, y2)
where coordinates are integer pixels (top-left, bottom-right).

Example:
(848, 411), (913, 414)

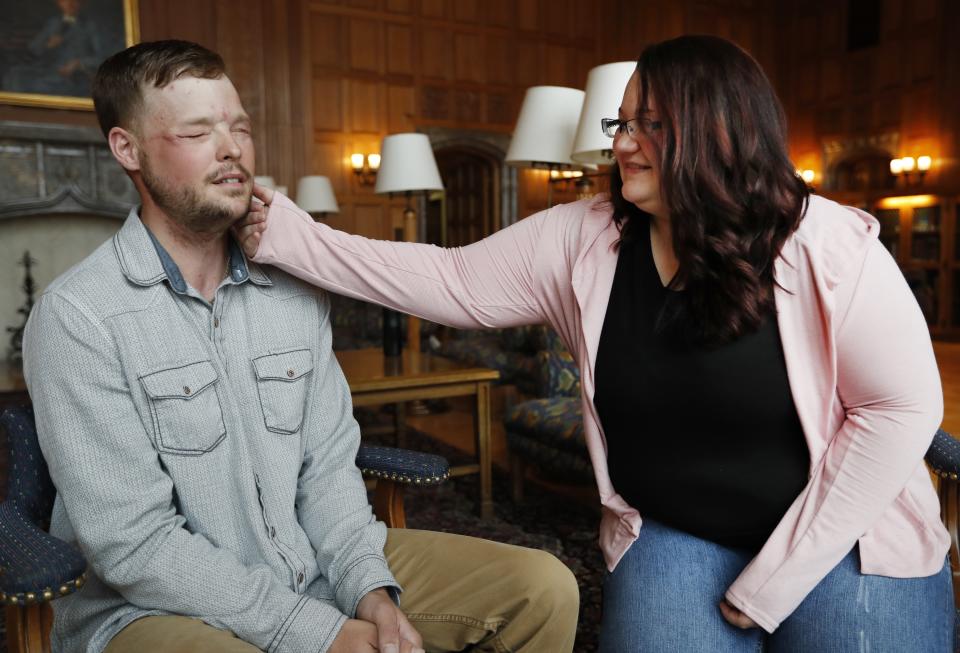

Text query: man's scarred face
(135, 75), (255, 235)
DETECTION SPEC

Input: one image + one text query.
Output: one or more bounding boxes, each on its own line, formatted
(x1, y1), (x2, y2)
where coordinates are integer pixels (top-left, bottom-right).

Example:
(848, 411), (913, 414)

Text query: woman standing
(238, 35), (953, 651)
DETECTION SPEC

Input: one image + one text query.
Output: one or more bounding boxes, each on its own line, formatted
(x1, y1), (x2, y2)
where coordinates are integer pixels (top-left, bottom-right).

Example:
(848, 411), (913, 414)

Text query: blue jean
(599, 519), (954, 652)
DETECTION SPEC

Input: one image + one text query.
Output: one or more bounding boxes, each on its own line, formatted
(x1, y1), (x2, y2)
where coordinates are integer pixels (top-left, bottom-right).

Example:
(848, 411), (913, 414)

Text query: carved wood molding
(0, 121), (136, 221)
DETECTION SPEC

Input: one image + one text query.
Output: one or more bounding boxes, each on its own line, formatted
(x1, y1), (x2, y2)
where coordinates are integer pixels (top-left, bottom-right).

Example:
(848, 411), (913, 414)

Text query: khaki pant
(104, 528), (579, 653)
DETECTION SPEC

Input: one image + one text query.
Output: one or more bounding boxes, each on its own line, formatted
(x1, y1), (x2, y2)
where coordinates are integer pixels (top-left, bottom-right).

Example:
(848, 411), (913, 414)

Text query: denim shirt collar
(114, 207), (272, 292)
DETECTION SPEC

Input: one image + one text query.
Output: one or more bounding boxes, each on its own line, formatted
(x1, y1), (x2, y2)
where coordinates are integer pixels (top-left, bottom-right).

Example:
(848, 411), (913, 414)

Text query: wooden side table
(336, 348), (500, 519)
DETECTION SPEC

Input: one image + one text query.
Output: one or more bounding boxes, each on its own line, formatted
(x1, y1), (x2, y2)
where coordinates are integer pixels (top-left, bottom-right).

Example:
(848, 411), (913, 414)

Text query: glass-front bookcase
(867, 195), (958, 336)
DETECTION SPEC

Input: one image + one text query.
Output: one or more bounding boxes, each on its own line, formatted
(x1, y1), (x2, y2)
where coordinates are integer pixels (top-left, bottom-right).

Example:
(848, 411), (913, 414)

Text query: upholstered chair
(0, 406), (448, 653)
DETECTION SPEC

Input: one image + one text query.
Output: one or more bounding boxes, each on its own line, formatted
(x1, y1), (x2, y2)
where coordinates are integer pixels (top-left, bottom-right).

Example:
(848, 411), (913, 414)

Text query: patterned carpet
(359, 410), (605, 653)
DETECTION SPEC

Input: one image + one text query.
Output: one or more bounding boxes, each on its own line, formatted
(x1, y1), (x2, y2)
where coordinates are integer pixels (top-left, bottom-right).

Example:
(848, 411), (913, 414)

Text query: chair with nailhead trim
(926, 430), (960, 607)
(0, 405), (448, 653)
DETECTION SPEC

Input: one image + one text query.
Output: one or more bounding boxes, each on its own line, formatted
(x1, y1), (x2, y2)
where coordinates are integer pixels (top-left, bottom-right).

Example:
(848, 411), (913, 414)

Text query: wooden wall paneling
(882, 0), (904, 37)
(387, 84), (416, 132)
(876, 42), (904, 90)
(138, 0), (218, 46)
(515, 42), (541, 88)
(659, 1), (687, 41)
(911, 37), (937, 82)
(310, 12), (345, 69)
(545, 0), (570, 37)
(420, 85), (451, 121)
(453, 0), (479, 23)
(453, 89), (483, 124)
(905, 83), (938, 138)
(484, 0), (514, 29)
(311, 140), (345, 195)
(485, 34), (513, 86)
(313, 78), (344, 131)
(571, 1), (594, 42)
(819, 7), (842, 53)
(848, 54), (873, 97)
(348, 80), (385, 133)
(420, 27), (454, 80)
(258, 0), (308, 191)
(386, 0), (413, 14)
(325, 210), (351, 234)
(816, 104), (844, 136)
(215, 0), (267, 172)
(544, 44), (569, 87)
(454, 32), (485, 84)
(793, 14), (817, 55)
(350, 18), (384, 74)
(517, 1), (539, 32)
(728, 15), (760, 57)
(819, 58), (843, 102)
(913, 0), (938, 24)
(386, 24), (414, 74)
(486, 92), (515, 126)
(420, 0), (447, 19)
(797, 62), (818, 105)
(354, 203), (388, 239)
(873, 91), (902, 130)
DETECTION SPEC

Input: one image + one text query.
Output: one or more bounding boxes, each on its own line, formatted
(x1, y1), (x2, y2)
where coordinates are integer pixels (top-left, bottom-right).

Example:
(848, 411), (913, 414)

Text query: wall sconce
(351, 152), (380, 185)
(890, 155), (931, 186)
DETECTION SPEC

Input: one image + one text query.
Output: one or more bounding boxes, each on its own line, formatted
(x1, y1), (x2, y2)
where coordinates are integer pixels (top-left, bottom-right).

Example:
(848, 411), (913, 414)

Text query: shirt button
(286, 369), (295, 378)
(183, 386), (191, 395)
(214, 317), (220, 328)
(297, 572), (304, 584)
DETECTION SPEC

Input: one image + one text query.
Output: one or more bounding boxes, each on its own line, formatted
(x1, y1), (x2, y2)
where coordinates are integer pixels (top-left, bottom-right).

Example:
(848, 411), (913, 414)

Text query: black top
(593, 225), (810, 550)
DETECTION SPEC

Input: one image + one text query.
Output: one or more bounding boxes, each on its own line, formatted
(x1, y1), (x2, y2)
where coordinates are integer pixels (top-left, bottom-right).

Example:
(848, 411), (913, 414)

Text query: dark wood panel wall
(10, 0), (956, 238)
(774, 0), (960, 195)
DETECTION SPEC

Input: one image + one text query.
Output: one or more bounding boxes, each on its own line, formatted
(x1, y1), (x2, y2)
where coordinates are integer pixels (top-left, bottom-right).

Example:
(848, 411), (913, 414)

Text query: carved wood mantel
(0, 121), (135, 221)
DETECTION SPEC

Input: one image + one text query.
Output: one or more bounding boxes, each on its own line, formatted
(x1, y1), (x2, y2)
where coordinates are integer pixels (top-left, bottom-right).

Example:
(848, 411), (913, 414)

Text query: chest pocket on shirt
(252, 349), (314, 434)
(140, 360), (226, 455)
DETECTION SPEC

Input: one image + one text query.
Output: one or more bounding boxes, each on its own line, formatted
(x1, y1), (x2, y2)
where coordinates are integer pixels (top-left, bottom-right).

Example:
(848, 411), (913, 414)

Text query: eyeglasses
(601, 117), (662, 139)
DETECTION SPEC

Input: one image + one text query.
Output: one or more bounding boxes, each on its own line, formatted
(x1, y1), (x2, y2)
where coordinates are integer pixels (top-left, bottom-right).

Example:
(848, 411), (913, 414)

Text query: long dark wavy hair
(611, 35), (809, 347)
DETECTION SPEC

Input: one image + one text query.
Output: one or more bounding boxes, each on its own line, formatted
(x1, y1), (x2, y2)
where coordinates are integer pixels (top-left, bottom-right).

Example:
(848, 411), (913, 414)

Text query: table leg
(475, 381), (493, 519)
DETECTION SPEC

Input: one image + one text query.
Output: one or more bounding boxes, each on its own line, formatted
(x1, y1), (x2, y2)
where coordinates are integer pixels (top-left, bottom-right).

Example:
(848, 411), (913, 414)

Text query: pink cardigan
(254, 192), (949, 632)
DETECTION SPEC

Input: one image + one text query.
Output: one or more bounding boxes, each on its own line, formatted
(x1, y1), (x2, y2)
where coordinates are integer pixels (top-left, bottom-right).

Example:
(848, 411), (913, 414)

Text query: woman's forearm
(254, 193), (551, 329)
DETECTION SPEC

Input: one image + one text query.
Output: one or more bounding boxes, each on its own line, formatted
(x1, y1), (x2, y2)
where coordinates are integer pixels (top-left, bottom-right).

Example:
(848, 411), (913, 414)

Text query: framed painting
(0, 0), (139, 111)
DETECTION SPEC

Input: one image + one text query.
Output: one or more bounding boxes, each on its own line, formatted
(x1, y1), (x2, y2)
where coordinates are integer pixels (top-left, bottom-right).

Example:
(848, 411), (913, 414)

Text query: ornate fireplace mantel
(0, 121), (136, 221)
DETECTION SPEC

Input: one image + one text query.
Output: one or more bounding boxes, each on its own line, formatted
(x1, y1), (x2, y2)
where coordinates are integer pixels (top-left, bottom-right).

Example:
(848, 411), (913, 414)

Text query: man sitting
(24, 39), (578, 653)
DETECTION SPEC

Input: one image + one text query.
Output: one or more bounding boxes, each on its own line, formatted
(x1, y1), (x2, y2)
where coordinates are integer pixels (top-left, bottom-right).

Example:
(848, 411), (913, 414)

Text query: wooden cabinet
(863, 196), (959, 335)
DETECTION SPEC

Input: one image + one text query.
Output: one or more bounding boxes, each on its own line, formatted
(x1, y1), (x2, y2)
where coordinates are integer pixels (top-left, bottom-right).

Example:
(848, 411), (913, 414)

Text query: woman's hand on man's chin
(234, 182), (272, 258)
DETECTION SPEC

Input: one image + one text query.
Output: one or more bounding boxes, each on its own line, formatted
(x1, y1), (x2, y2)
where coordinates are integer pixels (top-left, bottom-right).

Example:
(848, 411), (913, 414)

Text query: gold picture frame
(0, 0), (140, 111)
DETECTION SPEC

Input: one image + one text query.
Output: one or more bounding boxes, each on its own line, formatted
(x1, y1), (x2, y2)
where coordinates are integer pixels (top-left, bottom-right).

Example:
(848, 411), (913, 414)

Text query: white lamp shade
(505, 86), (585, 168)
(571, 62), (636, 165)
(254, 175), (276, 189)
(295, 176), (339, 214)
(374, 133), (444, 194)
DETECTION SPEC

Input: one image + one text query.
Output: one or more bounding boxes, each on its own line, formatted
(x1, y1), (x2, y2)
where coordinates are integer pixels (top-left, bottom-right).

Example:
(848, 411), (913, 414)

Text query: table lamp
(571, 62), (636, 165)
(375, 133), (444, 354)
(295, 175), (340, 219)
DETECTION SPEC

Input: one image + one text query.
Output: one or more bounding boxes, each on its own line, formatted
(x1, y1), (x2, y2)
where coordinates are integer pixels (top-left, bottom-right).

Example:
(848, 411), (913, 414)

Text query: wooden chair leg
(939, 478), (960, 607)
(5, 603), (52, 653)
(372, 480), (406, 529)
(511, 452), (525, 503)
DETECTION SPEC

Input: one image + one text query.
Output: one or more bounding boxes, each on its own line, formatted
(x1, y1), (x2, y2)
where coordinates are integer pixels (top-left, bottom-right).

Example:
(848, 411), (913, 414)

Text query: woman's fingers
(251, 182), (275, 205)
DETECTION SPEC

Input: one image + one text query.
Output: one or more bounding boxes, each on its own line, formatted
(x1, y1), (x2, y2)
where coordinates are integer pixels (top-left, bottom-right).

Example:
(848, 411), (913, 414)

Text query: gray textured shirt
(24, 210), (398, 653)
